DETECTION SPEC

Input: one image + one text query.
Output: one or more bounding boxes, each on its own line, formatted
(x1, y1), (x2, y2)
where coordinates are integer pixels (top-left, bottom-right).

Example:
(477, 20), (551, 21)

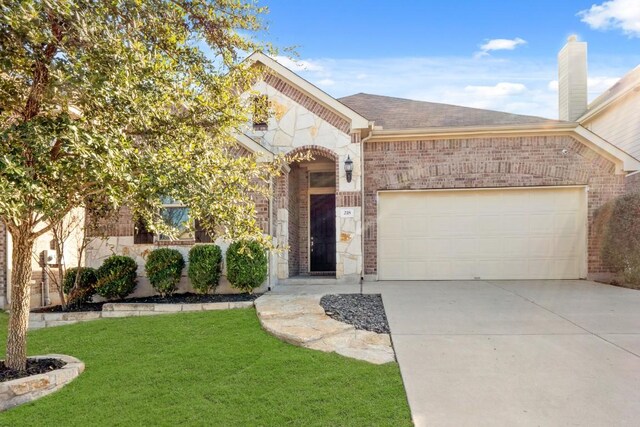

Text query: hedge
(226, 240), (267, 293)
(95, 255), (138, 300)
(145, 248), (185, 297)
(599, 193), (640, 288)
(188, 245), (223, 294)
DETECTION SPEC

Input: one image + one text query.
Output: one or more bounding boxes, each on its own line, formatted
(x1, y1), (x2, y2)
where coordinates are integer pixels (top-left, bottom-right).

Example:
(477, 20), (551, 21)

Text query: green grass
(0, 310), (410, 426)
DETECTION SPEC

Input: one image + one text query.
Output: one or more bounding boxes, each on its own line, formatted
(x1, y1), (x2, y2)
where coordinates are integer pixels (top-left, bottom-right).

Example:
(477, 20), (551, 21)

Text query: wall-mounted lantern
(344, 155), (354, 183)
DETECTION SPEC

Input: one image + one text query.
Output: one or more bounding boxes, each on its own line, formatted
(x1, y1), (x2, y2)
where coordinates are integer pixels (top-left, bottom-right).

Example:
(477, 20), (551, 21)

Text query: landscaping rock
(320, 294), (390, 334)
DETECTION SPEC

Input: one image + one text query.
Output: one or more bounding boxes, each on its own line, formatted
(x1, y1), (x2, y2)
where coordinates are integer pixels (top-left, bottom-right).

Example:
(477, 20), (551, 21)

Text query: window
(309, 171), (336, 188)
(252, 95), (269, 131)
(159, 197), (194, 241)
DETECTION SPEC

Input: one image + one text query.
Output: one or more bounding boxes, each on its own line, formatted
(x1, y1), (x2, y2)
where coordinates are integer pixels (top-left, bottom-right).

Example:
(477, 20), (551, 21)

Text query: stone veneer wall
(363, 135), (625, 277)
(625, 172), (640, 194)
(263, 73), (351, 134)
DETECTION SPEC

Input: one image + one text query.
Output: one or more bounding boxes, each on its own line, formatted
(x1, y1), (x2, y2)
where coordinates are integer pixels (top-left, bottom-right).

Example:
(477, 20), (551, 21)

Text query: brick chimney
(558, 35), (588, 121)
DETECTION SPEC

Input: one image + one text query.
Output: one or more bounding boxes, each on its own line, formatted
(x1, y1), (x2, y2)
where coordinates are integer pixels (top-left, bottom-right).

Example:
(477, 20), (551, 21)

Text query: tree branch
(22, 11), (63, 122)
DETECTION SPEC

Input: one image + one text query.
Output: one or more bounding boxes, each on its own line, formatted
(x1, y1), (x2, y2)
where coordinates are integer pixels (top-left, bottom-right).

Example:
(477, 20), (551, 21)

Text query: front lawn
(0, 309), (411, 426)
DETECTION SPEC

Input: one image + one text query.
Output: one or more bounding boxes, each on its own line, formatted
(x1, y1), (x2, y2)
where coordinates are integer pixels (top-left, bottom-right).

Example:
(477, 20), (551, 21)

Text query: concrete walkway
(380, 280), (640, 427)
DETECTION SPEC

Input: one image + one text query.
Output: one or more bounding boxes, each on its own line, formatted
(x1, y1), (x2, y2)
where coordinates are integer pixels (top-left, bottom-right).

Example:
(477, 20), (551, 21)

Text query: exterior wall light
(344, 155), (354, 183)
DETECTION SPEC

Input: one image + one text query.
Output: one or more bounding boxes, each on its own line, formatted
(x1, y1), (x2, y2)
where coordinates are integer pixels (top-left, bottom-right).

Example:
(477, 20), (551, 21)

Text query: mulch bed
(32, 292), (262, 313)
(0, 358), (66, 383)
(320, 294), (390, 334)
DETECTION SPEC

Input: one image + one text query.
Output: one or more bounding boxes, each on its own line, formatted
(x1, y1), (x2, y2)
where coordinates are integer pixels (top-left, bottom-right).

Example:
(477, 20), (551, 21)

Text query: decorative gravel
(32, 292), (262, 313)
(0, 358), (66, 383)
(320, 294), (390, 334)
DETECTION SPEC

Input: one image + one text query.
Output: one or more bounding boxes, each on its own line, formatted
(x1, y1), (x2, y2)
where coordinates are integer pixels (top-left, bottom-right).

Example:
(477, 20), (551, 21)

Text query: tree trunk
(5, 230), (35, 371)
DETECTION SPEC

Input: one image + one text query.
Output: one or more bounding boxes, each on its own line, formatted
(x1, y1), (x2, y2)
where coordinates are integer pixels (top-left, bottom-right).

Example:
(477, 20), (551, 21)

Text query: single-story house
(2, 36), (639, 306)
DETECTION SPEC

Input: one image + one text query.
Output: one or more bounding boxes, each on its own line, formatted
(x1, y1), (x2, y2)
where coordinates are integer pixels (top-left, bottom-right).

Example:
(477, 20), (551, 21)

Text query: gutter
(366, 122), (578, 141)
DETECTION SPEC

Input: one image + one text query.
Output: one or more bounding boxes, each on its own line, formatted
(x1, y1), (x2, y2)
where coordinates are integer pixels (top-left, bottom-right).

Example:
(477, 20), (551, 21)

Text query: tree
(0, 0), (285, 370)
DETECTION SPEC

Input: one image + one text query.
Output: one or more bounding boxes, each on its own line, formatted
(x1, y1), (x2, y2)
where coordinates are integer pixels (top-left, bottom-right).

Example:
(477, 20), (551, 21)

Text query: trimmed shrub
(95, 255), (138, 300)
(226, 240), (267, 293)
(63, 267), (98, 305)
(145, 248), (185, 297)
(188, 245), (223, 294)
(600, 193), (640, 288)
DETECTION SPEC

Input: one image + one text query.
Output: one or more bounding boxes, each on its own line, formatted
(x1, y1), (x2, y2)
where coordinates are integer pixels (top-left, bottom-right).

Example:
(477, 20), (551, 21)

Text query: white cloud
(274, 56), (324, 72)
(317, 78), (335, 87)
(464, 82), (527, 97)
(475, 38), (527, 57)
(578, 0), (640, 37)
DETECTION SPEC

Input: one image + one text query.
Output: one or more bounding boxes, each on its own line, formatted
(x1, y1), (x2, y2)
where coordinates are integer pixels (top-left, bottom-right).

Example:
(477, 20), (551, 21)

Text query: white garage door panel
(378, 187), (587, 280)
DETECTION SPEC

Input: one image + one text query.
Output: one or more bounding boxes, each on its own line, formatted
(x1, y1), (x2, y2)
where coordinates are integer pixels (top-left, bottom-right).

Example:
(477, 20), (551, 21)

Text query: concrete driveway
(380, 280), (640, 426)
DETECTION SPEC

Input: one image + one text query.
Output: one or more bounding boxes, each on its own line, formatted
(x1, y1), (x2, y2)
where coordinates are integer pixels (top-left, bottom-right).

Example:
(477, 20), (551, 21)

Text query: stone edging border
(255, 294), (395, 364)
(29, 301), (254, 330)
(0, 354), (84, 412)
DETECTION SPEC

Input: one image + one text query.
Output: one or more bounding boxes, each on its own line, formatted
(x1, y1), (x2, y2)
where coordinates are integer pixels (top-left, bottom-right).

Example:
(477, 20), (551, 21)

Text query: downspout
(359, 126), (374, 292)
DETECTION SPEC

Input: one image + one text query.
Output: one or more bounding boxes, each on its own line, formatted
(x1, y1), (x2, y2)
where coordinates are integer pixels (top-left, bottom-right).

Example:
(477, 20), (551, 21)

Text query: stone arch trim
(263, 73), (351, 134)
(287, 145), (339, 162)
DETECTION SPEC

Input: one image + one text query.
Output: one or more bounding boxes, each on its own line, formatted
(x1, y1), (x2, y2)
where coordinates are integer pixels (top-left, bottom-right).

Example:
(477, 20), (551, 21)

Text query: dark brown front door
(310, 194), (336, 272)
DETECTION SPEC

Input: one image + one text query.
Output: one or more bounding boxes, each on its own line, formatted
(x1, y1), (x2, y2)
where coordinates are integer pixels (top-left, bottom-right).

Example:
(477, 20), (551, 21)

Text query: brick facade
(297, 168), (310, 274)
(336, 192), (361, 208)
(363, 135), (625, 277)
(86, 206), (135, 238)
(625, 172), (640, 194)
(287, 166), (301, 275)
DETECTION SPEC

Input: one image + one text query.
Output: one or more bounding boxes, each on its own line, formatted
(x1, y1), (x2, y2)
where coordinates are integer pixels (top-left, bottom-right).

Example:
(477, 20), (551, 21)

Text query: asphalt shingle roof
(338, 93), (561, 130)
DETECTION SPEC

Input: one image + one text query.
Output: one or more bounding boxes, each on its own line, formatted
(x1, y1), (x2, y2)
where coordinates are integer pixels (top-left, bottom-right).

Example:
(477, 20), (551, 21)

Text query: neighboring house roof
(579, 65), (640, 123)
(338, 93), (562, 130)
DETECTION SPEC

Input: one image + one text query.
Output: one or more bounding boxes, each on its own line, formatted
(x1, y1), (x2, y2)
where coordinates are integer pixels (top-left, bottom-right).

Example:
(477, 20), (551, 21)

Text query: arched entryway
(286, 146), (338, 277)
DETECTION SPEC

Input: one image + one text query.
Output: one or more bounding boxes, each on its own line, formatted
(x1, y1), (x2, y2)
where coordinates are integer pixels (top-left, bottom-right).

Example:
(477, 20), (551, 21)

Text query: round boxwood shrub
(188, 245), (223, 294)
(145, 248), (185, 297)
(63, 267), (98, 305)
(95, 255), (138, 300)
(226, 240), (267, 293)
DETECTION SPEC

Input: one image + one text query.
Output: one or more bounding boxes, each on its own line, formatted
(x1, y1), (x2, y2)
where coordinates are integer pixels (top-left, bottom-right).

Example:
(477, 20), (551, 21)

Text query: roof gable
(245, 52), (369, 131)
(579, 65), (640, 123)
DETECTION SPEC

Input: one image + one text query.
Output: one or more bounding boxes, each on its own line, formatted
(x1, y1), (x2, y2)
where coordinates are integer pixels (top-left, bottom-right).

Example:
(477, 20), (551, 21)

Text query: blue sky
(253, 0), (640, 118)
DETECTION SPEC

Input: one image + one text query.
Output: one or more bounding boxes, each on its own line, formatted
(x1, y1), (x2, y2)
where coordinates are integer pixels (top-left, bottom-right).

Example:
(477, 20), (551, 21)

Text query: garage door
(378, 187), (587, 280)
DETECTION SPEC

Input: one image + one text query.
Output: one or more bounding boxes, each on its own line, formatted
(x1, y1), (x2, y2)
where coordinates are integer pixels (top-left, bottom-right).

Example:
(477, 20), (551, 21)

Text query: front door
(310, 194), (336, 272)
